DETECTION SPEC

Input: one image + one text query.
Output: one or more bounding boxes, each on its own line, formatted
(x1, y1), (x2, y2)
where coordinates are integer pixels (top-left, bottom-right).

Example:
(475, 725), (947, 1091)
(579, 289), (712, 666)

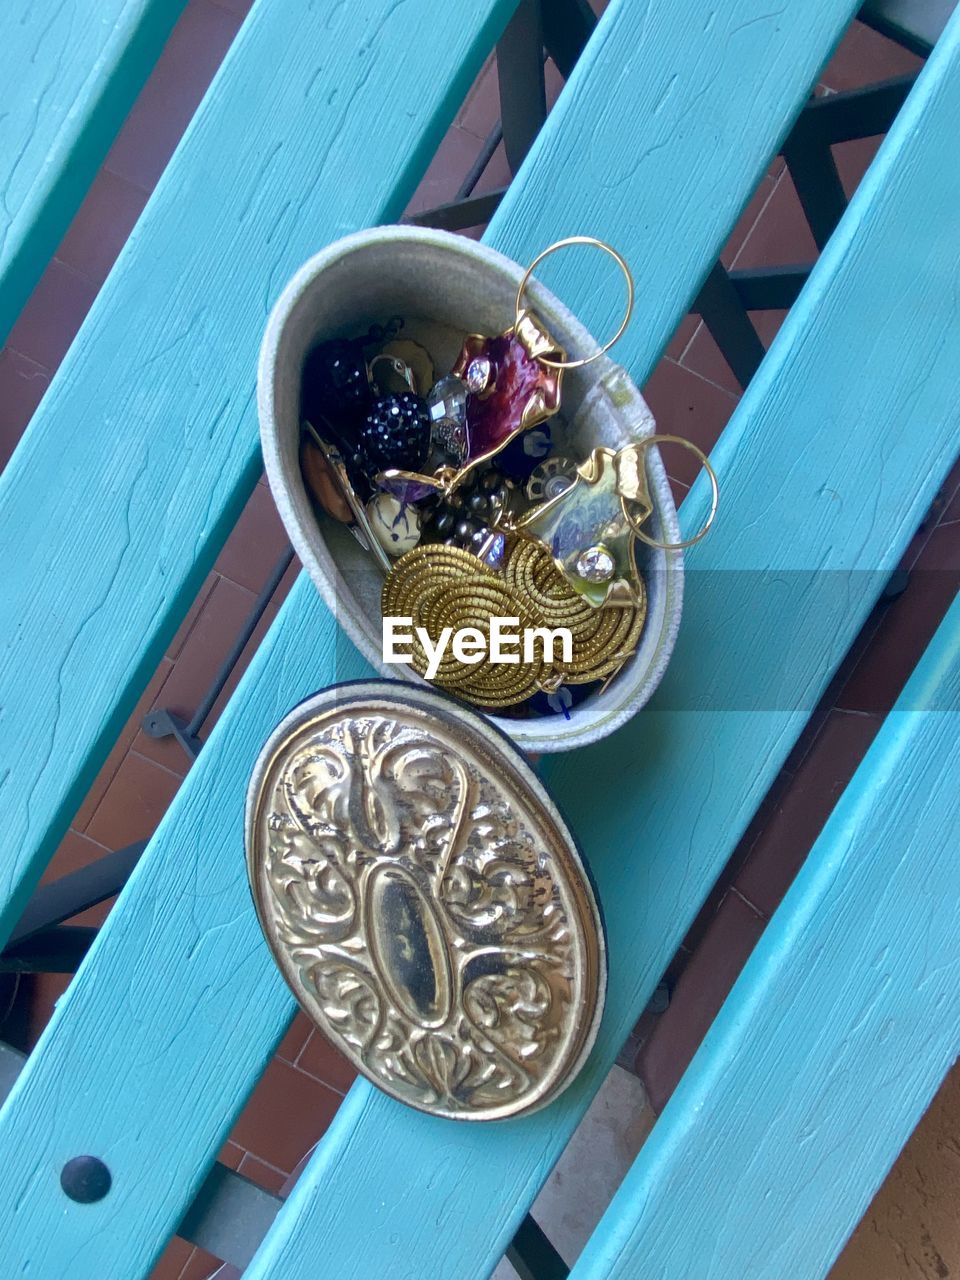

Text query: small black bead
(434, 510), (454, 535)
(468, 492), (490, 515)
(455, 519), (477, 540)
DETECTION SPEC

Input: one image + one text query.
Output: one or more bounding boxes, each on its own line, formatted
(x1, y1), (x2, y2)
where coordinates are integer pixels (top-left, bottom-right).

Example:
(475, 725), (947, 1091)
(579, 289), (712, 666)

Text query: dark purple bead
(357, 393), (431, 475)
(301, 338), (371, 427)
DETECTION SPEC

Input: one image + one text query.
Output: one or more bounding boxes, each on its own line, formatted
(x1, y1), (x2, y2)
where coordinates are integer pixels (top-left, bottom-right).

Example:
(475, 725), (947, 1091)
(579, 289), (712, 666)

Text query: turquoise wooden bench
(0, 0), (187, 346)
(0, 1), (957, 1277)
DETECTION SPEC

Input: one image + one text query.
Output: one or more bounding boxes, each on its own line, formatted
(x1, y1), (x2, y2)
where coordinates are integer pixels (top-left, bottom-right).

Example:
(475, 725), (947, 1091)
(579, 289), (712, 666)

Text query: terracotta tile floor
(0, 6), (955, 1278)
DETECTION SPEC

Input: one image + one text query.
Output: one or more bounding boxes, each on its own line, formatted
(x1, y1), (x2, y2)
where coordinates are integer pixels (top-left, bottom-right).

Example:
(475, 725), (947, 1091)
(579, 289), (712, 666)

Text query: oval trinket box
(258, 226), (685, 754)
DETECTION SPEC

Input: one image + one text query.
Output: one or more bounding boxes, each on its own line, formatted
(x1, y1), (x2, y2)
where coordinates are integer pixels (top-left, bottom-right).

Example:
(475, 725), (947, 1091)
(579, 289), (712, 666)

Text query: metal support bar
(145, 545), (295, 761)
(0, 927), (99, 973)
(798, 74), (916, 144)
(692, 262), (768, 390)
(782, 119), (849, 252)
(694, 78), (916, 364)
(6, 843), (146, 948)
(727, 263), (812, 311)
(497, 0), (547, 173)
(541, 0), (597, 78)
(457, 123), (504, 200)
(410, 0), (599, 236)
(407, 120), (503, 227)
(507, 1213), (570, 1280)
(780, 77), (916, 254)
(185, 546), (295, 741)
(407, 187), (508, 232)
(141, 708), (203, 760)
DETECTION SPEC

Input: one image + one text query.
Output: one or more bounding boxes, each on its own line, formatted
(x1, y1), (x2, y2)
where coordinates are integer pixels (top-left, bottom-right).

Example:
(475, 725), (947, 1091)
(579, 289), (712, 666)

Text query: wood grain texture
(571, 593), (960, 1280)
(0, 0), (872, 1276)
(487, 0), (859, 380)
(0, 0), (517, 947)
(0, 0), (187, 344)
(3, 3), (954, 1279)
(0, 584), (370, 1278)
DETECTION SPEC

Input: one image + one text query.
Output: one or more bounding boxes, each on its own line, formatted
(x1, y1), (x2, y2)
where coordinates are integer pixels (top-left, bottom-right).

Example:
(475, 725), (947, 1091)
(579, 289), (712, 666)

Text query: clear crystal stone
(465, 356), (492, 394)
(427, 375), (468, 462)
(427, 374), (467, 423)
(575, 544), (615, 582)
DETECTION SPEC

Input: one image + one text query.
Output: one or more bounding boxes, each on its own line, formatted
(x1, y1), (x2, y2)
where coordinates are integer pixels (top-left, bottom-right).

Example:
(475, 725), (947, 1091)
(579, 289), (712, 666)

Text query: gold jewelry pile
(382, 539), (647, 710)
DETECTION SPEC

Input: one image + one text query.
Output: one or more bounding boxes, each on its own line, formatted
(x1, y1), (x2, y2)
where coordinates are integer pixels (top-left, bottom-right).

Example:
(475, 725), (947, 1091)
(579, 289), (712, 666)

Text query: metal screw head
(60, 1155), (111, 1203)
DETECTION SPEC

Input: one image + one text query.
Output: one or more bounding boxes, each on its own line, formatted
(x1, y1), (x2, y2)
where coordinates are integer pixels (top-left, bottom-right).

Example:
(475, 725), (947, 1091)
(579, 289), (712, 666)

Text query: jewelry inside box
(296, 238), (717, 718)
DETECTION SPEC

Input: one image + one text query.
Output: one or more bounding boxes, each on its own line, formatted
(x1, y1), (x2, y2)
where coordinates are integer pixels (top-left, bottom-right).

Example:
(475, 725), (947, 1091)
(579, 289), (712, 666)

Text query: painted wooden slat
(239, 14), (960, 1280)
(0, 0), (517, 947)
(0, 0), (187, 344)
(0, 596), (371, 1280)
(0, 1), (905, 1276)
(484, 0), (861, 367)
(571, 593), (960, 1280)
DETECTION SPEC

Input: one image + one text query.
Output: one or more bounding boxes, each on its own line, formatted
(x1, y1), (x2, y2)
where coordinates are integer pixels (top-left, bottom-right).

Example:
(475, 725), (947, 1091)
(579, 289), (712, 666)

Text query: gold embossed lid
(245, 681), (606, 1121)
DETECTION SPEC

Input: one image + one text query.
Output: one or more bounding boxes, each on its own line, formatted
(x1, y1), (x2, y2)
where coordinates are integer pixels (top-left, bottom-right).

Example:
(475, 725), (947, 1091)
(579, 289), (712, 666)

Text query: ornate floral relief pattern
(252, 710), (599, 1119)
